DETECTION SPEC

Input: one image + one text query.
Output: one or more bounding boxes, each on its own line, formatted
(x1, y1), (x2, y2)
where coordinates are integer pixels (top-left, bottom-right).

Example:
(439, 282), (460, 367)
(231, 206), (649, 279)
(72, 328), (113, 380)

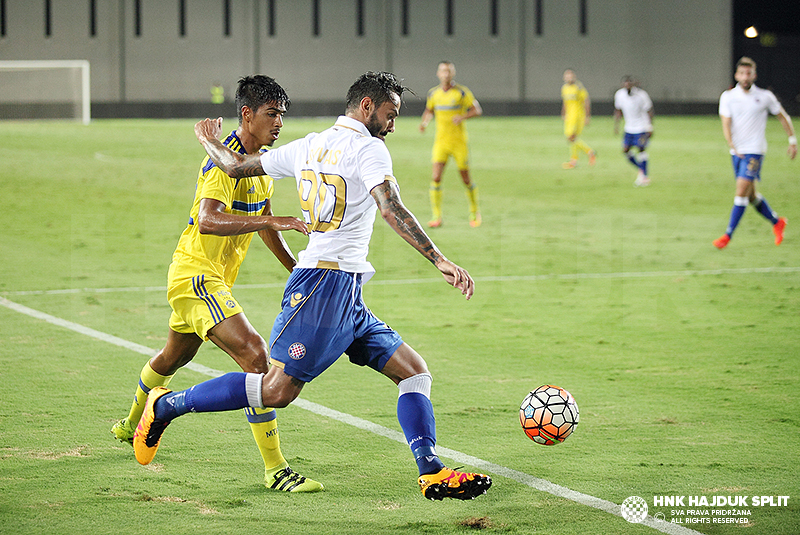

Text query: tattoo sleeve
(202, 137), (265, 178)
(371, 181), (443, 265)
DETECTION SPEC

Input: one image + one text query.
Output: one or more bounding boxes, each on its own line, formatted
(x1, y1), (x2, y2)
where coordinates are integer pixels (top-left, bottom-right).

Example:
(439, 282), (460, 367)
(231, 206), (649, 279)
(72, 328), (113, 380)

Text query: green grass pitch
(0, 114), (798, 534)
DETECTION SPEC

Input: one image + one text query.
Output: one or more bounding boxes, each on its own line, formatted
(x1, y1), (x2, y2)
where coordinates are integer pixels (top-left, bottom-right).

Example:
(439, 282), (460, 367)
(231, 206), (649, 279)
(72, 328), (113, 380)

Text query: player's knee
(259, 372), (302, 408)
(238, 338), (270, 373)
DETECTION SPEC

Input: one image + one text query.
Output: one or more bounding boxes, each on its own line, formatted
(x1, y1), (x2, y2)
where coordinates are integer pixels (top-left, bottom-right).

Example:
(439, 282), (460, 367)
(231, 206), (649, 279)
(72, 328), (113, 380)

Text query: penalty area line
(1, 295), (702, 535)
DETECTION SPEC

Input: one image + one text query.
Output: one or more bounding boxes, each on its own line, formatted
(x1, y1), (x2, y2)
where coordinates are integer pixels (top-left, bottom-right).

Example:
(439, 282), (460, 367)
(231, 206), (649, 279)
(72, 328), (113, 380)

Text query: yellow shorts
(167, 262), (243, 340)
(564, 116), (584, 138)
(432, 138), (470, 170)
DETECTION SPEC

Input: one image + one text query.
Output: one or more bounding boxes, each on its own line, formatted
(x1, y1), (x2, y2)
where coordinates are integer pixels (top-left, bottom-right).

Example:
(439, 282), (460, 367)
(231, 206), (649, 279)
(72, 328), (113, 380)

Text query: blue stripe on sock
(138, 378), (151, 394)
(244, 407), (277, 423)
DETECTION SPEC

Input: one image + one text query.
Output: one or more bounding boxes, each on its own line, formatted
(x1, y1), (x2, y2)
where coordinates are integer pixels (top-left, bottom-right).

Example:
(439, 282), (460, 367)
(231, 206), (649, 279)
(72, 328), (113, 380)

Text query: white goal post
(0, 60), (90, 125)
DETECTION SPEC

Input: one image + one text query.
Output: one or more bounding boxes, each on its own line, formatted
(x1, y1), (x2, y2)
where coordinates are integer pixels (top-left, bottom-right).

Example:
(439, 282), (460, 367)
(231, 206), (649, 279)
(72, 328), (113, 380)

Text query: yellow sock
(465, 183), (479, 215)
(125, 360), (174, 426)
(429, 182), (442, 220)
(574, 138), (592, 156)
(569, 142), (579, 161)
(245, 407), (287, 472)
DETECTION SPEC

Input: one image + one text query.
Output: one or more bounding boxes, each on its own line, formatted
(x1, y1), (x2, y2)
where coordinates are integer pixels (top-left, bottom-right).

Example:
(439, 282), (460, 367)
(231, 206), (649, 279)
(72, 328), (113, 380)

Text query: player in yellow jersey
(111, 75), (322, 492)
(420, 61), (483, 227)
(561, 69), (596, 169)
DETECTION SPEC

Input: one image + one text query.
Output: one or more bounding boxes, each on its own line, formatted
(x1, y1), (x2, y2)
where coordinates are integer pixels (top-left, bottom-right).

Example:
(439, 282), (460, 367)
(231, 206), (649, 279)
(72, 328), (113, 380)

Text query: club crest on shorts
(225, 299), (236, 309)
(288, 342), (306, 360)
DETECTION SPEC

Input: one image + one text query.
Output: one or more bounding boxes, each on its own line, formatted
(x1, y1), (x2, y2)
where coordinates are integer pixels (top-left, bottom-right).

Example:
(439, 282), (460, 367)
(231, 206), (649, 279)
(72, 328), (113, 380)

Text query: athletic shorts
(432, 138), (470, 170)
(268, 268), (404, 383)
(623, 132), (649, 151)
(167, 262), (243, 340)
(564, 116), (584, 138)
(731, 154), (763, 181)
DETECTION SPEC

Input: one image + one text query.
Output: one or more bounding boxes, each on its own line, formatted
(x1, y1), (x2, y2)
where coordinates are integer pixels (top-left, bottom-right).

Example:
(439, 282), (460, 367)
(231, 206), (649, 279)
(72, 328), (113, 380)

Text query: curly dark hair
(235, 75), (290, 125)
(345, 71), (412, 113)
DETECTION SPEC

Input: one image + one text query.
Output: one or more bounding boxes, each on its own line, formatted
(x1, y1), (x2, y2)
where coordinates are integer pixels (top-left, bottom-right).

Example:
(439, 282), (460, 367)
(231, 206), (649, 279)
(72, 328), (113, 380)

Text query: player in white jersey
(614, 76), (654, 186)
(713, 57), (796, 249)
(132, 72), (492, 502)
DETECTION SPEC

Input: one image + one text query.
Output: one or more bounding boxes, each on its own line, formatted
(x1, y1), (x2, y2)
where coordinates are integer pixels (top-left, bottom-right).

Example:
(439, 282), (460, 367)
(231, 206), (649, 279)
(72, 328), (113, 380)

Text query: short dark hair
(736, 56), (756, 71)
(235, 75), (290, 124)
(345, 71), (411, 113)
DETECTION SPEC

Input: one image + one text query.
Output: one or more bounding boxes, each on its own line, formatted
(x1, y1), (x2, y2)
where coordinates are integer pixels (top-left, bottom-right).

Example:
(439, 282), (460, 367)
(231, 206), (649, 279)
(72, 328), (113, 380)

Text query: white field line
(1, 295), (704, 535)
(2, 266), (799, 297)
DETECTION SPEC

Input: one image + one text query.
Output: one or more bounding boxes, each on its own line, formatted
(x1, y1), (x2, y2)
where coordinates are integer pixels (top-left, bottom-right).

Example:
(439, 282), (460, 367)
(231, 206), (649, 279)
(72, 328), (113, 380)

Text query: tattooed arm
(194, 118), (266, 178)
(371, 180), (474, 299)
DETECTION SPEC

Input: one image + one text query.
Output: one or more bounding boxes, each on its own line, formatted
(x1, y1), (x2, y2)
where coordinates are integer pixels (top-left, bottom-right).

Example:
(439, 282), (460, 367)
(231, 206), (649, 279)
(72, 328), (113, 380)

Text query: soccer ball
(519, 385), (579, 445)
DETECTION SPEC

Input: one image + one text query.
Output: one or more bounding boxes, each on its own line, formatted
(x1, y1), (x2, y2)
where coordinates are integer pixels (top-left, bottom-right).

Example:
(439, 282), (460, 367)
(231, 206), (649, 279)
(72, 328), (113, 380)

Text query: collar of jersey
(334, 115), (371, 137)
(223, 130), (247, 154)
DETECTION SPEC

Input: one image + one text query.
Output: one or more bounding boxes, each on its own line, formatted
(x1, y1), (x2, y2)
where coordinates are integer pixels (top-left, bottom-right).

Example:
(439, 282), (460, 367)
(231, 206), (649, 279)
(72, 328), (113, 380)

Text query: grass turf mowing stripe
(1, 294), (705, 535)
(3, 266), (799, 296)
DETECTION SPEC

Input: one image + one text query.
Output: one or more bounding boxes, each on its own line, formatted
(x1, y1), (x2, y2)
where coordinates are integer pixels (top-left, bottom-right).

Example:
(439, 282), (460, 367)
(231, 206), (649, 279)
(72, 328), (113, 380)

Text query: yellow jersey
(425, 83), (476, 143)
(172, 131), (274, 288)
(561, 82), (589, 120)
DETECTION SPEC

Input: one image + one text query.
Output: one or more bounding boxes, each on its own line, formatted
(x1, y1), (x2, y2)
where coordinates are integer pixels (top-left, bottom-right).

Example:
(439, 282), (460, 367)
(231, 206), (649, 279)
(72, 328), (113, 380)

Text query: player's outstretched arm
(194, 118), (266, 178)
(776, 108), (797, 160)
(371, 180), (474, 299)
(258, 199), (299, 273)
(197, 198), (308, 238)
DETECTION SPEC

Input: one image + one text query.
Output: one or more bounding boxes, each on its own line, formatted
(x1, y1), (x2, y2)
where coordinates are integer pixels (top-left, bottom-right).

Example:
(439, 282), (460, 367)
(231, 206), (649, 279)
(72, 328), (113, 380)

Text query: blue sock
(154, 372), (251, 422)
(639, 159), (648, 175)
(753, 195), (778, 225)
(726, 200), (748, 237)
(627, 154), (637, 168)
(397, 392), (445, 475)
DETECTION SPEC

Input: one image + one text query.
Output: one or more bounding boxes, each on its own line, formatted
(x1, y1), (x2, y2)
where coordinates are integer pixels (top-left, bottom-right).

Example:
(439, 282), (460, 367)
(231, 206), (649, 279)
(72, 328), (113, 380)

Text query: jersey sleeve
(198, 163), (234, 206)
(641, 90), (653, 111)
(259, 137), (307, 180)
(719, 91), (731, 117)
(765, 90), (782, 115)
(462, 86), (476, 110)
(614, 90), (622, 110)
(425, 88), (436, 111)
(357, 139), (395, 192)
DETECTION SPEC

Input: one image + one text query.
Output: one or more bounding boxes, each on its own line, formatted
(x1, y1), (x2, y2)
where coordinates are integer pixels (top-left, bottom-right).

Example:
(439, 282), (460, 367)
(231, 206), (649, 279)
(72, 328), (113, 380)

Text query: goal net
(0, 60), (90, 125)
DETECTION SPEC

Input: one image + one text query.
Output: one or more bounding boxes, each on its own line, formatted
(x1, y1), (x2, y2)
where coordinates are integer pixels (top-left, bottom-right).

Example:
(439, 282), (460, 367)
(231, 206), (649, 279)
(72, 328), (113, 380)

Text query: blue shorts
(623, 132), (649, 151)
(732, 154), (763, 181)
(268, 268), (404, 383)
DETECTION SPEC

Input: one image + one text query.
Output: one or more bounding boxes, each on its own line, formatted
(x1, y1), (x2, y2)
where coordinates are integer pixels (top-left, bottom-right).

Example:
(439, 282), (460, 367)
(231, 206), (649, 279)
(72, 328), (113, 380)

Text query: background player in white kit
(132, 72), (492, 501)
(613, 76), (654, 186)
(714, 57), (796, 249)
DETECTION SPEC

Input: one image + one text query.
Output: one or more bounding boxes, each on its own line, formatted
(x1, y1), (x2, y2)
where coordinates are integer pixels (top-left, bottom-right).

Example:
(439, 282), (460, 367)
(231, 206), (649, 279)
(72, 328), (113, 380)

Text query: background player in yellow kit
(420, 61), (483, 227)
(111, 75), (322, 492)
(561, 69), (596, 169)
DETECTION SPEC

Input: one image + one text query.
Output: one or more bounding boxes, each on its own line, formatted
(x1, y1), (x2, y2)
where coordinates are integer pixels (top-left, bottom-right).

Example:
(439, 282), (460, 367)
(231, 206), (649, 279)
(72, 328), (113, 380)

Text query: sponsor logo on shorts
(288, 342), (306, 360)
(289, 292), (304, 307)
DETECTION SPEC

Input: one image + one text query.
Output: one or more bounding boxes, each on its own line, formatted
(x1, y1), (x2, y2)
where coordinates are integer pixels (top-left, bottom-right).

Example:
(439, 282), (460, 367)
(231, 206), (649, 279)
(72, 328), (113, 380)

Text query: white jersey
(614, 87), (653, 134)
(259, 115), (395, 275)
(719, 84), (782, 155)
